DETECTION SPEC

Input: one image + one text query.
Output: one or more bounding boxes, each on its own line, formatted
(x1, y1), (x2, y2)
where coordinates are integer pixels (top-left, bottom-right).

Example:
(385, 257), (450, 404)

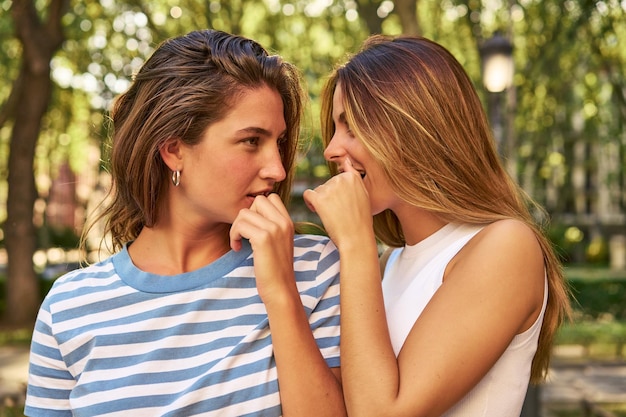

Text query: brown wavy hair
(82, 29), (305, 253)
(320, 34), (571, 383)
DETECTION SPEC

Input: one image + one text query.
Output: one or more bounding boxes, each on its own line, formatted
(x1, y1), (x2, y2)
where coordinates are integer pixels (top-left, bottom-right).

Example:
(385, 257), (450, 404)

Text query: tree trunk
(357, 0), (420, 36)
(358, 0), (384, 35)
(395, 0), (420, 35)
(5, 67), (45, 325)
(4, 0), (68, 326)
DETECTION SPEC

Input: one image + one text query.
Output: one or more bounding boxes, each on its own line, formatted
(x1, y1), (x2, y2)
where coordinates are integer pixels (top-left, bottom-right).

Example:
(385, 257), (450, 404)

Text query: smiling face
(324, 85), (398, 216)
(176, 84), (288, 225)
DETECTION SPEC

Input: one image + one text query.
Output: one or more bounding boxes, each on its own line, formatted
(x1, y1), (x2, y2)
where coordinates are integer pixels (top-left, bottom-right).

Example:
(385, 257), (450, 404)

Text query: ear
(159, 137), (183, 171)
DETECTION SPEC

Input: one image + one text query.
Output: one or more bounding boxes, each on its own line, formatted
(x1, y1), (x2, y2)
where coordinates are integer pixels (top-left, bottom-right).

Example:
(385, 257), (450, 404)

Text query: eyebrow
(236, 126), (287, 137)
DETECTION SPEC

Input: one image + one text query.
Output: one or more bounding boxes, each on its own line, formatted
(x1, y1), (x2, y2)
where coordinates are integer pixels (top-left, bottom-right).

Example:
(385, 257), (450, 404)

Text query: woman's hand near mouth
(303, 158), (373, 252)
(230, 192), (347, 417)
(230, 193), (296, 302)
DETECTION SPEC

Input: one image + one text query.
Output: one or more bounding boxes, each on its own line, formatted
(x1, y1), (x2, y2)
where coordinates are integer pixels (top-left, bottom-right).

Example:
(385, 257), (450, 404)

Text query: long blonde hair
(321, 34), (571, 383)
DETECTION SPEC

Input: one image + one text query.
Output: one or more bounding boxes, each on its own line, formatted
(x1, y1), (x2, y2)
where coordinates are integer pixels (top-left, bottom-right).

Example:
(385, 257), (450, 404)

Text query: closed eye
(337, 113), (354, 137)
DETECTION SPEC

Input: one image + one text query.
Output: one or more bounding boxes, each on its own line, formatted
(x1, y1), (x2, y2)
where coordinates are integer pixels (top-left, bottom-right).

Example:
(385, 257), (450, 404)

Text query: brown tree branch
(11, 0), (68, 75)
(44, 0), (70, 47)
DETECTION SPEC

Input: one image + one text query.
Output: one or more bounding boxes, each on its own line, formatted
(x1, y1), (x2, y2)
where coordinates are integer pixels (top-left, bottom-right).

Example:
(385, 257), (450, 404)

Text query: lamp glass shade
(482, 53), (514, 93)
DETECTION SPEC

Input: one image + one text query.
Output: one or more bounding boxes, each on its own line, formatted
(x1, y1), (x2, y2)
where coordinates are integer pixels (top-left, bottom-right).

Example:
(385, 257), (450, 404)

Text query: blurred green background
(1, 1), (625, 415)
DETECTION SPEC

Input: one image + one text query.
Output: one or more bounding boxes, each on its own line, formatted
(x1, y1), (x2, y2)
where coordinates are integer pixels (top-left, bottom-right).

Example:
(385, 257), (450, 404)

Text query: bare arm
(304, 166), (545, 417)
(230, 194), (346, 417)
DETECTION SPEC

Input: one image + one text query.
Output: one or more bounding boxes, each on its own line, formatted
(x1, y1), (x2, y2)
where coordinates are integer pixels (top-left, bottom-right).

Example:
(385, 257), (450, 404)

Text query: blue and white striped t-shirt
(25, 235), (341, 417)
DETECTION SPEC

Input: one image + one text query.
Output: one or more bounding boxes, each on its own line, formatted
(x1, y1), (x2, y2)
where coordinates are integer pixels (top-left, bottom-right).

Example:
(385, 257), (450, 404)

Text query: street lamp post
(482, 32), (539, 417)
(479, 33), (514, 158)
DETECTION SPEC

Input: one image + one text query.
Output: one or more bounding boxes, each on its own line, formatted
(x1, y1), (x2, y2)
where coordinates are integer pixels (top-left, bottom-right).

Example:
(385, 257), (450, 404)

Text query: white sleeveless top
(382, 223), (548, 416)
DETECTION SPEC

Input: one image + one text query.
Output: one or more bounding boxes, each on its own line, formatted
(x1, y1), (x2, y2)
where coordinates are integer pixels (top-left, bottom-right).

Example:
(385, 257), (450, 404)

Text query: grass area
(546, 404), (626, 417)
(0, 328), (31, 347)
(555, 320), (626, 360)
(0, 407), (24, 417)
(567, 270), (626, 319)
(565, 265), (626, 281)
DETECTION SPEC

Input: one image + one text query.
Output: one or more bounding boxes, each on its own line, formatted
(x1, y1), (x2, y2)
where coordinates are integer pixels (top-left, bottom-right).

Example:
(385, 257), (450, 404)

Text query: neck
(128, 223), (232, 275)
(391, 203), (448, 246)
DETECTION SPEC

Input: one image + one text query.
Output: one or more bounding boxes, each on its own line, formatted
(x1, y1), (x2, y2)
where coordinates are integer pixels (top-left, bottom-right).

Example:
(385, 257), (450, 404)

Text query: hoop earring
(171, 170), (181, 187)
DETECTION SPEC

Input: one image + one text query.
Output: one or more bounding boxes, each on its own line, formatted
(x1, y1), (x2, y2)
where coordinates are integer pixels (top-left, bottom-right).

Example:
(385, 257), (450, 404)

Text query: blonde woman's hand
(303, 158), (374, 251)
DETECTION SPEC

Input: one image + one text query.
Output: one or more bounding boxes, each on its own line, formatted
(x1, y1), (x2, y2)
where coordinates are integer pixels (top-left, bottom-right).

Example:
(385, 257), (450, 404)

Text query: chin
(371, 204), (388, 216)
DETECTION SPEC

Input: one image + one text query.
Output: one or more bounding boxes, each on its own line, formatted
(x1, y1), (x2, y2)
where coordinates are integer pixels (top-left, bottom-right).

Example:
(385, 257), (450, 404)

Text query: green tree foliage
(0, 0), (625, 325)
(513, 1), (626, 218)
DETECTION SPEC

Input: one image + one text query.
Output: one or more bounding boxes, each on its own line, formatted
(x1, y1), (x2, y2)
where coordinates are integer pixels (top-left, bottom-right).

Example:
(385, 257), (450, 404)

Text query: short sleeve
(308, 238), (341, 368)
(25, 299), (74, 417)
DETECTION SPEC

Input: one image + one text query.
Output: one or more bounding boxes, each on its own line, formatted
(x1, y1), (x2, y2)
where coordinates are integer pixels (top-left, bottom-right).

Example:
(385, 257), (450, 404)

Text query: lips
(341, 168), (366, 179)
(247, 190), (272, 198)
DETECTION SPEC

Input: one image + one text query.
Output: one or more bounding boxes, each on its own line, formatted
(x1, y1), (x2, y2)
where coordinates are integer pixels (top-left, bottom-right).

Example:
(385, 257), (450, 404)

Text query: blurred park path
(0, 346), (28, 410)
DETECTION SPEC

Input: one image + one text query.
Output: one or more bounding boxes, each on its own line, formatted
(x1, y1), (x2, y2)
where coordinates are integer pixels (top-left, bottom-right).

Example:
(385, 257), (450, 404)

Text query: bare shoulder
(479, 219), (542, 272)
(447, 219), (545, 276)
(469, 219), (542, 259)
(448, 219), (545, 295)
(447, 219), (546, 332)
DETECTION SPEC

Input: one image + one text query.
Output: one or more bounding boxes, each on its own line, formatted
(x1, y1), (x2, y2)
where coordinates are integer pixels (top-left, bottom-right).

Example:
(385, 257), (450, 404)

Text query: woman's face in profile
(324, 85), (398, 216)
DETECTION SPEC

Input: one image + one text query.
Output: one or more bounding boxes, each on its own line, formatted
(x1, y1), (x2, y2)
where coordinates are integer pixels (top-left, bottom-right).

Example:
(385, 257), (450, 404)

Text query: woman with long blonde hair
(305, 34), (570, 416)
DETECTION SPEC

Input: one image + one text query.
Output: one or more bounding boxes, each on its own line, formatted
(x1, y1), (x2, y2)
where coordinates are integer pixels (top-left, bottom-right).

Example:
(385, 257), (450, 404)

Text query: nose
(260, 145), (286, 182)
(323, 132), (346, 163)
